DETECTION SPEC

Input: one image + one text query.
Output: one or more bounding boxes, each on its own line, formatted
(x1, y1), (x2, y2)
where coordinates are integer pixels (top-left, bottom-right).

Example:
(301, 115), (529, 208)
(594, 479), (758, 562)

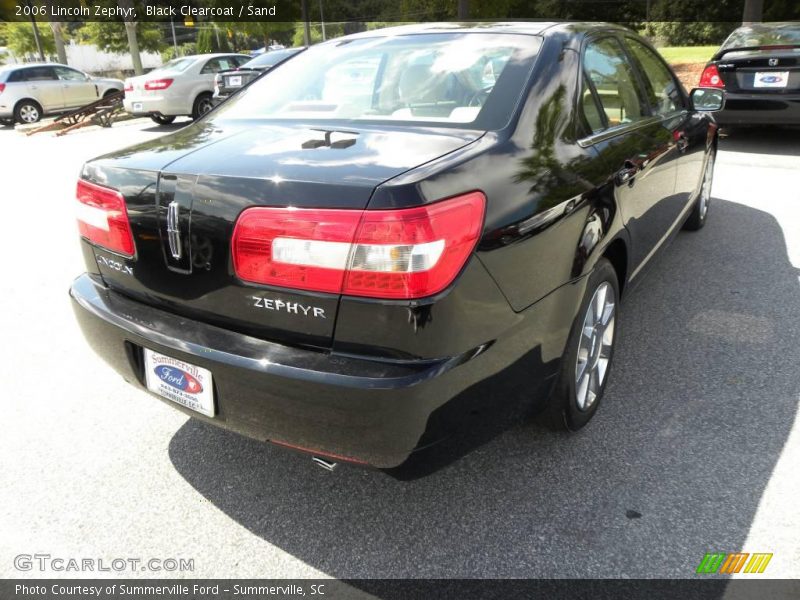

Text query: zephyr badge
(167, 200), (182, 259)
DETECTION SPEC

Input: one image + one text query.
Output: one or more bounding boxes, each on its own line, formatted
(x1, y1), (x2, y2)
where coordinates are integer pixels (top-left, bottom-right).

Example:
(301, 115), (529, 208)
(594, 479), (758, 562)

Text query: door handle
(615, 160), (639, 187)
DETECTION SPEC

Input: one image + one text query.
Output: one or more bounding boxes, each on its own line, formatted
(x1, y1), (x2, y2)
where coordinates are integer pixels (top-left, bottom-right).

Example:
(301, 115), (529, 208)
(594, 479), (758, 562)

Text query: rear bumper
(71, 273), (575, 468)
(715, 92), (800, 125)
(123, 95), (187, 117)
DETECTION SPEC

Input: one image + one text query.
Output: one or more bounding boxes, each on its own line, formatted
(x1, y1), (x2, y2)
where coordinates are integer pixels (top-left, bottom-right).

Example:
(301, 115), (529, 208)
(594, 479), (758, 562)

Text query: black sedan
(212, 47), (305, 103)
(71, 22), (722, 470)
(700, 21), (800, 125)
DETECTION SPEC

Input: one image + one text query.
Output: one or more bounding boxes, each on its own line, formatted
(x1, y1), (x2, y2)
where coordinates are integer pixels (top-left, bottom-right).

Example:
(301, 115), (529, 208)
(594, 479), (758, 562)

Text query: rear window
(152, 58), (195, 74)
(722, 23), (800, 50)
(213, 33), (542, 129)
(244, 48), (302, 69)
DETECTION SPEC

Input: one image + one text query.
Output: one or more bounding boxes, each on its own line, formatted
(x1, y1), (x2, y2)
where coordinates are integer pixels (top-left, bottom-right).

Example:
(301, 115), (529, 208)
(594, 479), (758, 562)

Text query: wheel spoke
(577, 371), (590, 409)
(594, 285), (606, 322)
(596, 357), (609, 385)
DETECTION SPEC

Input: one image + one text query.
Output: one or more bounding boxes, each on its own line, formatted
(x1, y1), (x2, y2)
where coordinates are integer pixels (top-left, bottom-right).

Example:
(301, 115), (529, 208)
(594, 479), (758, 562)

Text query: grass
(658, 46), (718, 65)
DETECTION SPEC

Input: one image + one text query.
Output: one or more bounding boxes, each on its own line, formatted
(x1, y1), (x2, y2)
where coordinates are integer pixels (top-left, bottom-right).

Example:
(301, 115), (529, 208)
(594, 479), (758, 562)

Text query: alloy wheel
(575, 282), (616, 411)
(19, 104), (39, 123)
(197, 98), (214, 116)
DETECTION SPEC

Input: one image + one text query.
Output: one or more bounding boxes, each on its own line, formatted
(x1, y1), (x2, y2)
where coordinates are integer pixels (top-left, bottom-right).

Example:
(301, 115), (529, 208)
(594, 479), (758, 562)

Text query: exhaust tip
(312, 456), (338, 472)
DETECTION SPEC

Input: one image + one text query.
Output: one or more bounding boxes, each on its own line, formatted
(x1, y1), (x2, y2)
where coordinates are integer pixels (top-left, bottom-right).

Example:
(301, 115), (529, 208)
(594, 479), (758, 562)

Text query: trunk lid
(717, 49), (800, 92)
(83, 121), (483, 349)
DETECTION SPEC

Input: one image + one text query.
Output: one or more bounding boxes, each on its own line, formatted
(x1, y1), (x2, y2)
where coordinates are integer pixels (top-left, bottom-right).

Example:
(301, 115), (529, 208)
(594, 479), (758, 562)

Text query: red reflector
(0, 83), (5, 94)
(699, 64), (725, 88)
(76, 179), (135, 257)
(144, 78), (173, 91)
(231, 192), (486, 300)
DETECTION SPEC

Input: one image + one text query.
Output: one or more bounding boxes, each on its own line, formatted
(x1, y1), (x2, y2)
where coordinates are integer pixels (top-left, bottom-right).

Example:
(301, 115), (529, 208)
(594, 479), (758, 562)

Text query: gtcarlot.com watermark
(14, 553), (194, 573)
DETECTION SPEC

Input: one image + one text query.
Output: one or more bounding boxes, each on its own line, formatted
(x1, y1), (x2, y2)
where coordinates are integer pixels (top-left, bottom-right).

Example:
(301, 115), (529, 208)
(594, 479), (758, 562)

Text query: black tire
(103, 89), (119, 98)
(191, 93), (214, 120)
(540, 258), (619, 431)
(150, 114), (176, 125)
(683, 145), (716, 231)
(0, 118), (14, 128)
(14, 100), (42, 124)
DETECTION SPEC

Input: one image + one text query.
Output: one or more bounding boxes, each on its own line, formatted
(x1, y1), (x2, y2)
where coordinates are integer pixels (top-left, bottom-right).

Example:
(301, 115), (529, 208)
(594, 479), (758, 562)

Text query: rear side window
(583, 37), (646, 127)
(21, 67), (58, 82)
(7, 70), (26, 83)
(625, 38), (684, 116)
(202, 57), (245, 74)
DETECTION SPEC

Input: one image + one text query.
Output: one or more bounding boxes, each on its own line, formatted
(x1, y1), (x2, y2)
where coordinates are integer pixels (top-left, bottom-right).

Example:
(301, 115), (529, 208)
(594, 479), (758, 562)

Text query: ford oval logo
(760, 75), (782, 83)
(154, 366), (203, 394)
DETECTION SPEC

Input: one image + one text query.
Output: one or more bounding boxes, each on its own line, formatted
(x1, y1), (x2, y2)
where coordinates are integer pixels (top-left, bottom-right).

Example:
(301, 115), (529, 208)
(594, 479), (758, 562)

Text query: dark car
(70, 23), (722, 470)
(700, 21), (800, 125)
(212, 47), (305, 103)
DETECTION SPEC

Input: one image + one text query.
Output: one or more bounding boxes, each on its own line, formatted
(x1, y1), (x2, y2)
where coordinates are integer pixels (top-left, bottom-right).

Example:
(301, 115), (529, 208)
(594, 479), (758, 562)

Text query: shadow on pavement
(169, 194), (799, 578)
(720, 126), (800, 156)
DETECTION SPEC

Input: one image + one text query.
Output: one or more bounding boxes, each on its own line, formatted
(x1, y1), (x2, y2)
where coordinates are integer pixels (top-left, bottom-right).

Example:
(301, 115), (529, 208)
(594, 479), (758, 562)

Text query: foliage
(0, 22), (55, 56)
(77, 21), (165, 54)
(161, 42), (197, 61)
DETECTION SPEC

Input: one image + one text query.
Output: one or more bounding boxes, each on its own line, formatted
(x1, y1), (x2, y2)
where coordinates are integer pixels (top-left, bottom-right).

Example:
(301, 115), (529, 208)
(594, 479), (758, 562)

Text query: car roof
(0, 62), (74, 69)
(180, 53), (249, 60)
(334, 21), (627, 40)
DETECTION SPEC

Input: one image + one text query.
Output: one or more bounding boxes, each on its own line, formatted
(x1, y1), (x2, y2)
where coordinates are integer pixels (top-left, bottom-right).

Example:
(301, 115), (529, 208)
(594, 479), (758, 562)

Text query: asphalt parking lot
(0, 119), (798, 581)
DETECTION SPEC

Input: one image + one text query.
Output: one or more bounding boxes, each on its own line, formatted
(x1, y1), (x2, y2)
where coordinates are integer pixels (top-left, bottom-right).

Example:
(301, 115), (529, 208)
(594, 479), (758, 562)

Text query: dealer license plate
(227, 76), (243, 87)
(144, 349), (215, 417)
(132, 102), (143, 111)
(753, 71), (789, 88)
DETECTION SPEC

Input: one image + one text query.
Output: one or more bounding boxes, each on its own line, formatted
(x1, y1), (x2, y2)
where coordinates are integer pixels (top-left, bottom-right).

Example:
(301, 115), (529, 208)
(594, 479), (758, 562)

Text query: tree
(0, 22), (55, 57)
(49, 22), (68, 64)
(742, 0), (763, 23)
(77, 21), (164, 55)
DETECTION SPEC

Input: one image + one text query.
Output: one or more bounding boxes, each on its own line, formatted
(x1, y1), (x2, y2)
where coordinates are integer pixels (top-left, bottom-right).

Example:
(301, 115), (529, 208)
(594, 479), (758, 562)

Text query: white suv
(0, 63), (124, 126)
(123, 53), (250, 125)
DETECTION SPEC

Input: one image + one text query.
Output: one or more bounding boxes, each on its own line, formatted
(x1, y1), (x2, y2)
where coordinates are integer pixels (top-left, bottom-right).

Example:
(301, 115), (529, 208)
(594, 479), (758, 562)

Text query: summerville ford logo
(154, 366), (203, 394)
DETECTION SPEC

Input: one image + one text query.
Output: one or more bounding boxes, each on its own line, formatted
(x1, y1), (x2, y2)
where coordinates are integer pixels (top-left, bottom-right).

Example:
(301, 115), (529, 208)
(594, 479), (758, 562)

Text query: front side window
(213, 33), (542, 128)
(625, 38), (683, 116)
(583, 37), (647, 128)
(55, 66), (87, 82)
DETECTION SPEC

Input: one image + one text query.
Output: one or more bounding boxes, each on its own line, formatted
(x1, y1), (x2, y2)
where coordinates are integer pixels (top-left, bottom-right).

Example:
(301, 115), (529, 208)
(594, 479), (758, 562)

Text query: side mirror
(690, 87), (724, 112)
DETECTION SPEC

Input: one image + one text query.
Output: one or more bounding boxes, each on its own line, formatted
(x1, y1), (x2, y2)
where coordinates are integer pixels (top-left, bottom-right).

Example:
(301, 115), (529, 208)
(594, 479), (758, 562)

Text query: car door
(580, 35), (679, 277)
(22, 66), (64, 111)
(622, 36), (709, 216)
(54, 66), (98, 108)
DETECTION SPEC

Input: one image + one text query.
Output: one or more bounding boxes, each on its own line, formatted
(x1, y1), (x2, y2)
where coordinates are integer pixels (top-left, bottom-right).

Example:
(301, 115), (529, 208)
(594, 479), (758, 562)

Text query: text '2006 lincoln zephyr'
(70, 22), (723, 470)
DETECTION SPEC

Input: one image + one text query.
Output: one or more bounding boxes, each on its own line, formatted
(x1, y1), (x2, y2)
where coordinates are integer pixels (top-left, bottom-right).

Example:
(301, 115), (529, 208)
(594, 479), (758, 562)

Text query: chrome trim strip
(577, 116), (662, 148)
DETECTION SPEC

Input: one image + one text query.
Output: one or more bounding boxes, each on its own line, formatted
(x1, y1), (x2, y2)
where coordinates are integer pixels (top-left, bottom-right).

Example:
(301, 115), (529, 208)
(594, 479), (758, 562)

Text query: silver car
(0, 63), (124, 126)
(123, 53), (250, 125)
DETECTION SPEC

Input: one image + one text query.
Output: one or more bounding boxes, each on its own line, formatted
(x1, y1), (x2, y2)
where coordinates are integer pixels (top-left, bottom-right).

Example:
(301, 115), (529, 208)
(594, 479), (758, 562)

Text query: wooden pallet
(25, 91), (126, 136)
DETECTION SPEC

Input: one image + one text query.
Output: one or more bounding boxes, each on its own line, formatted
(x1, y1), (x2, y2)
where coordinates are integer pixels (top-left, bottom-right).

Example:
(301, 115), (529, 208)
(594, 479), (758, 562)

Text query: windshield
(213, 33), (541, 128)
(152, 57), (195, 75)
(244, 48), (302, 69)
(722, 23), (800, 49)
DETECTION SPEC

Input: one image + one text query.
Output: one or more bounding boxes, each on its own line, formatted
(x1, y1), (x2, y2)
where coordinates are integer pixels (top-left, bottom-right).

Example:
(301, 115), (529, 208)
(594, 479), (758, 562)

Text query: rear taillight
(124, 82), (133, 92)
(232, 192), (486, 300)
(0, 83), (5, 94)
(144, 78), (173, 91)
(699, 64), (725, 88)
(76, 179), (135, 257)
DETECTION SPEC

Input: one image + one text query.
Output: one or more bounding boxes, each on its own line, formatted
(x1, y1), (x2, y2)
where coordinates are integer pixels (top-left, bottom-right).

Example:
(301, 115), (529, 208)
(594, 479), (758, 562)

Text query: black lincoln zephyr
(71, 22), (723, 470)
